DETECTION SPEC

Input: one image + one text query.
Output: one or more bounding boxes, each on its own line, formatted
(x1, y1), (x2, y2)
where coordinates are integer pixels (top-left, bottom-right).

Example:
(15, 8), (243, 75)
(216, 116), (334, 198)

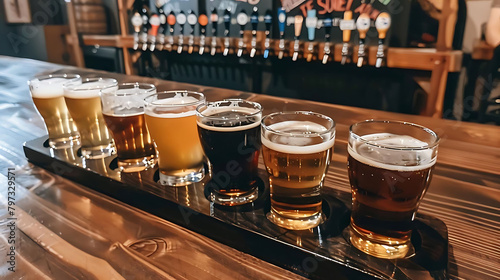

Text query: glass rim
(101, 82), (156, 96)
(261, 111), (336, 138)
(144, 90), (206, 107)
(28, 73), (81, 85)
(349, 120), (440, 151)
(196, 99), (263, 119)
(63, 77), (118, 91)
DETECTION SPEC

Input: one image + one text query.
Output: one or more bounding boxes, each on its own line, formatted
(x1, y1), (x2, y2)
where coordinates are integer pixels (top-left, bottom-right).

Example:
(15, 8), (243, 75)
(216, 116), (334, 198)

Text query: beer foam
(197, 107), (261, 132)
(30, 78), (71, 98)
(65, 82), (117, 99)
(349, 133), (436, 171)
(144, 96), (202, 118)
(262, 121), (335, 154)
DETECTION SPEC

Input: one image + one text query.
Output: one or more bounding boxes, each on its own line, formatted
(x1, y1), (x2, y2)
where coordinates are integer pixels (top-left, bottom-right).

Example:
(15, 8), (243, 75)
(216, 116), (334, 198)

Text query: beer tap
(155, 2), (167, 51)
(131, 12), (142, 50)
(166, 11), (176, 51)
(292, 15), (303, 61)
(210, 8), (218, 56)
(236, 10), (248, 57)
(356, 13), (370, 67)
(305, 9), (317, 62)
(176, 11), (186, 54)
(198, 13), (208, 55)
(277, 8), (286, 59)
(223, 8), (231, 56)
(148, 14), (160, 51)
(321, 17), (332, 64)
(340, 10), (353, 65)
(263, 10), (272, 59)
(187, 10), (197, 54)
(375, 12), (391, 68)
(249, 7), (258, 58)
(140, 5), (150, 51)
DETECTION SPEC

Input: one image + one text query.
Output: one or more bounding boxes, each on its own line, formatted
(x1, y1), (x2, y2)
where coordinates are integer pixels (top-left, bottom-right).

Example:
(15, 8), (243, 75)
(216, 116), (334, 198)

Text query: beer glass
(144, 91), (205, 186)
(347, 120), (439, 259)
(261, 111), (335, 230)
(196, 99), (262, 206)
(28, 74), (81, 148)
(101, 83), (156, 172)
(64, 78), (117, 158)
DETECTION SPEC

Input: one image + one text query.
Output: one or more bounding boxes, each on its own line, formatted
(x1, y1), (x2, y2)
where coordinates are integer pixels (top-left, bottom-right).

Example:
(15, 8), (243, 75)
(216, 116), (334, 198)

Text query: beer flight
(28, 74), (439, 260)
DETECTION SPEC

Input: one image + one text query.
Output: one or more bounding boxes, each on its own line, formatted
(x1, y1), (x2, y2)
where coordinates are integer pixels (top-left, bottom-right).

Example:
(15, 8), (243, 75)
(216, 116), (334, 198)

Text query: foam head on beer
(64, 79), (118, 99)
(30, 77), (78, 98)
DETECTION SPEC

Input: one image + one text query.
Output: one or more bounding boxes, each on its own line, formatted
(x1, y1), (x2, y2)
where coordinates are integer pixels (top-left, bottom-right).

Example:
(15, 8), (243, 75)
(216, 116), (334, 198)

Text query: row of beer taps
(131, 6), (391, 67)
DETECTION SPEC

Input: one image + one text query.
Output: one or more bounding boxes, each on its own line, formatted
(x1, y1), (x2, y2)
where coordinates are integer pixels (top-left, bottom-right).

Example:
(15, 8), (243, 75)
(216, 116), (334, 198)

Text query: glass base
(48, 134), (80, 149)
(158, 167), (205, 187)
(349, 224), (413, 259)
(81, 143), (115, 159)
(267, 208), (323, 230)
(118, 156), (155, 173)
(208, 186), (258, 206)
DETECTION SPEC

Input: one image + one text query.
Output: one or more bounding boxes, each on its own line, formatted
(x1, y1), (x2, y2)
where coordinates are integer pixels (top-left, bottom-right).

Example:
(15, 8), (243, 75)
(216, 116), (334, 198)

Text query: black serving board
(24, 136), (448, 279)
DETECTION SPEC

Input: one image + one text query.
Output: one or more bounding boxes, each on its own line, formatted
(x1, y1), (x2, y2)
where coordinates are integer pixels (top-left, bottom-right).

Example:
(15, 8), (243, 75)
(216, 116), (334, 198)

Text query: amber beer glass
(28, 74), (81, 148)
(64, 78), (117, 158)
(144, 91), (206, 186)
(100, 83), (156, 172)
(261, 111), (335, 230)
(196, 99), (262, 206)
(347, 120), (439, 259)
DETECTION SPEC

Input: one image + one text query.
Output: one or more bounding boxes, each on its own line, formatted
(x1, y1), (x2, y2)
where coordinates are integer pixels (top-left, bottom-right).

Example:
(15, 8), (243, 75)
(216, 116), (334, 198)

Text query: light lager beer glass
(144, 91), (206, 186)
(64, 77), (117, 158)
(28, 74), (81, 148)
(261, 111), (335, 230)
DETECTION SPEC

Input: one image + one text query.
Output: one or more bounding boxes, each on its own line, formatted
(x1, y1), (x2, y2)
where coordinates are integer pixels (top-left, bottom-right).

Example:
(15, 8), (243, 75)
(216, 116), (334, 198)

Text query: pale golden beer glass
(261, 111), (335, 230)
(144, 91), (206, 186)
(347, 120), (439, 259)
(28, 74), (81, 148)
(101, 83), (156, 172)
(64, 78), (117, 158)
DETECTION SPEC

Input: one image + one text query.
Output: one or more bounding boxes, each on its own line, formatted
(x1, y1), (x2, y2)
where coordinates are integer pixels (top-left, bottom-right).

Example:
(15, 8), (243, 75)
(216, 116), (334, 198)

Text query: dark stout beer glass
(196, 99), (262, 206)
(101, 83), (156, 172)
(261, 111), (335, 230)
(347, 120), (439, 259)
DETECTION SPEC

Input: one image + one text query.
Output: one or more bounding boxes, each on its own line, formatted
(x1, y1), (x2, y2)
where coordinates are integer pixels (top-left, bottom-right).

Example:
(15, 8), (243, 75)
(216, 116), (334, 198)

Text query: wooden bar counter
(0, 56), (498, 279)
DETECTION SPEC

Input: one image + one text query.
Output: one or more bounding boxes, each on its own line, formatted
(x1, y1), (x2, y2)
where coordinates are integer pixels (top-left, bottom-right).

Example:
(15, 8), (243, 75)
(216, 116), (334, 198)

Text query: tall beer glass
(64, 78), (117, 158)
(28, 74), (81, 148)
(101, 83), (156, 172)
(144, 91), (205, 186)
(347, 120), (439, 259)
(261, 111), (335, 230)
(196, 99), (262, 206)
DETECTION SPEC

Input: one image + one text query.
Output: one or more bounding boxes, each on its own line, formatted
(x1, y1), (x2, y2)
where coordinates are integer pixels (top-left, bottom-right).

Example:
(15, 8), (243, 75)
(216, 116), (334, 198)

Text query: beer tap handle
(292, 15), (303, 61)
(322, 17), (332, 64)
(157, 8), (167, 51)
(305, 9), (317, 62)
(277, 7), (286, 59)
(166, 11), (176, 51)
(356, 13), (370, 67)
(199, 13), (208, 55)
(141, 11), (150, 51)
(131, 12), (142, 50)
(263, 10), (272, 59)
(375, 12), (391, 68)
(149, 14), (160, 51)
(340, 10), (353, 65)
(176, 11), (186, 54)
(250, 7), (258, 58)
(210, 8), (219, 56)
(187, 10), (197, 54)
(236, 10), (248, 57)
(223, 8), (231, 56)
